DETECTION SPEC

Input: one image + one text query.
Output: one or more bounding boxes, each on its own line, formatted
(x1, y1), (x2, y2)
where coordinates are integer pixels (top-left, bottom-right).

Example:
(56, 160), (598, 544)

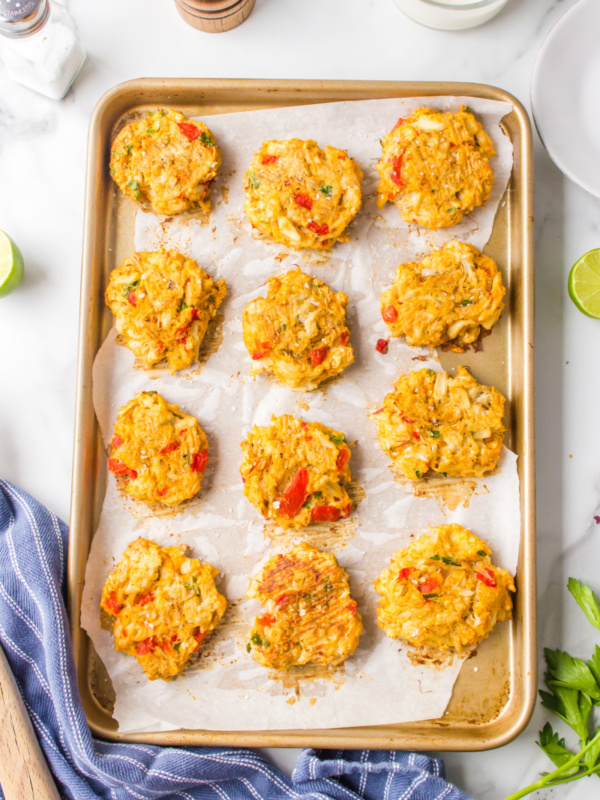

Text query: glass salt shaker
(0, 0), (86, 100)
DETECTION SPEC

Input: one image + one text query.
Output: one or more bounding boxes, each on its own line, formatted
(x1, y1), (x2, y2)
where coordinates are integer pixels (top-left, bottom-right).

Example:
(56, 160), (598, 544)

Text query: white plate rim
(530, 0), (600, 198)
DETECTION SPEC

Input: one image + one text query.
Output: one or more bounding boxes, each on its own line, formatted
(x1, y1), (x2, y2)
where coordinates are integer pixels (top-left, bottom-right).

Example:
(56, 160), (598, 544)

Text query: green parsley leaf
(200, 131), (214, 147)
(461, 299), (473, 306)
(415, 470), (422, 478)
(178, 300), (188, 312)
(430, 554), (441, 561)
(426, 369), (435, 376)
(248, 172), (260, 189)
(208, 294), (215, 303)
(282, 323), (287, 331)
(537, 723), (579, 775)
(314, 491), (323, 500)
(447, 207), (459, 213)
(477, 550), (487, 557)
(329, 434), (346, 445)
(173, 642), (181, 652)
(568, 578), (600, 631)
(430, 429), (440, 438)
(545, 648), (600, 701)
(320, 184), (333, 196)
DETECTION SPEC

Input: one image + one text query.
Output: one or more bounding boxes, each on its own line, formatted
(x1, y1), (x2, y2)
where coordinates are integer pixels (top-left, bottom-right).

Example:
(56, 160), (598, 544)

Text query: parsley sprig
(503, 579), (600, 799)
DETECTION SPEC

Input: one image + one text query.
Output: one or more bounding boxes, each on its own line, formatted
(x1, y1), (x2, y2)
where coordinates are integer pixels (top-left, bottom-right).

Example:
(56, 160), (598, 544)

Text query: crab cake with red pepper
(240, 415), (353, 530)
(246, 543), (362, 669)
(243, 139), (363, 250)
(374, 524), (514, 656)
(242, 267), (353, 390)
(371, 367), (505, 480)
(105, 250), (226, 374)
(380, 240), (505, 351)
(101, 537), (227, 681)
(108, 391), (209, 507)
(110, 108), (221, 216)
(376, 107), (495, 230)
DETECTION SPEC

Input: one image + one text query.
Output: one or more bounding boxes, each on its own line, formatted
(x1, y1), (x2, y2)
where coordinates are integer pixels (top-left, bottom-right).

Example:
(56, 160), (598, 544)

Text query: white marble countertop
(1, 0), (599, 797)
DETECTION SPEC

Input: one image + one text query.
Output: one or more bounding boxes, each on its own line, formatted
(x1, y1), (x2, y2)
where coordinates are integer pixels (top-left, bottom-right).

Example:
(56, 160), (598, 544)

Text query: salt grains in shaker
(0, 0), (86, 100)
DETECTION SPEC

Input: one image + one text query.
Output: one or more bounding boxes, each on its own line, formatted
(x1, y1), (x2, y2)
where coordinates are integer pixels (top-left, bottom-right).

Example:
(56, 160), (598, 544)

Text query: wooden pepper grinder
(174, 0), (255, 32)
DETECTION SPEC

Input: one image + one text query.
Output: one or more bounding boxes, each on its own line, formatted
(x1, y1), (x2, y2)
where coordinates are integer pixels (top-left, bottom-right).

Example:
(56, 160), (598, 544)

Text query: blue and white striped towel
(0, 479), (472, 800)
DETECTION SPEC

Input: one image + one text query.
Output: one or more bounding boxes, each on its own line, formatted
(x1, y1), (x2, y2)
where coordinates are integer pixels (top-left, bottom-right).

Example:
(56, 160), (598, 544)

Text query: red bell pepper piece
(307, 221), (330, 236)
(293, 192), (313, 210)
(476, 568), (497, 588)
(177, 121), (200, 140)
(136, 593), (155, 607)
(261, 154), (279, 165)
(309, 347), (328, 366)
(136, 637), (157, 656)
(382, 305), (398, 323)
(336, 448), (350, 471)
(258, 614), (276, 627)
(311, 505), (341, 523)
(190, 450), (208, 473)
(111, 435), (124, 449)
(376, 339), (389, 354)
(105, 592), (121, 615)
(279, 468), (309, 517)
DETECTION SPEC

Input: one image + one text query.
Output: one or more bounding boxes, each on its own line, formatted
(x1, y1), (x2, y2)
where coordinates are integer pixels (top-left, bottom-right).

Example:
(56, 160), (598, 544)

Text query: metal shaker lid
(0, 0), (42, 22)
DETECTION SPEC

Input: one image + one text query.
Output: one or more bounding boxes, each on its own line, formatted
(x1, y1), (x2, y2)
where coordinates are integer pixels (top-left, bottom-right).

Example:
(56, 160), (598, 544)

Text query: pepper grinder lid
(0, 0), (48, 36)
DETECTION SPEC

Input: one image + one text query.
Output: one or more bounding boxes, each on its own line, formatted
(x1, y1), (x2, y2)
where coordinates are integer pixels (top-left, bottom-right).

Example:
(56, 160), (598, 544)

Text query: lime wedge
(568, 248), (600, 318)
(0, 230), (24, 298)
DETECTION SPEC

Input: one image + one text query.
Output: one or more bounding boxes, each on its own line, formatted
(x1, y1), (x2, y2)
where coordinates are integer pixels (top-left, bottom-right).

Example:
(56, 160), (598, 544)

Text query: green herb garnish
(200, 132), (214, 147)
(282, 323), (287, 331)
(178, 300), (188, 312)
(248, 172), (260, 189)
(122, 279), (140, 298)
(184, 577), (202, 599)
(173, 642), (181, 652)
(320, 184), (333, 196)
(447, 207), (459, 213)
(415, 470), (422, 479)
(423, 593), (439, 599)
(246, 642), (252, 653)
(477, 550), (488, 557)
(250, 633), (263, 647)
(461, 299), (473, 306)
(329, 434), (346, 445)
(430, 429), (440, 438)
(502, 579), (600, 800)
(426, 369), (435, 376)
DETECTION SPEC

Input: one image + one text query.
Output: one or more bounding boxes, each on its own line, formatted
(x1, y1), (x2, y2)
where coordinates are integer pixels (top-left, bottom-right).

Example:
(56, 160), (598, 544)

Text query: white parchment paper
(82, 96), (520, 734)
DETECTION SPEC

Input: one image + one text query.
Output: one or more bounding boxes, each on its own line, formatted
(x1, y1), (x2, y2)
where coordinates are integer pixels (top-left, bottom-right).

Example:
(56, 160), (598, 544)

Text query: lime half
(0, 230), (24, 299)
(568, 248), (600, 318)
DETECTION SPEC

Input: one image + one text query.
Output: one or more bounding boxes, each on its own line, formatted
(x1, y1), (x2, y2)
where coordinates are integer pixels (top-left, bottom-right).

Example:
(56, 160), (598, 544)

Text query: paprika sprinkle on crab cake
(242, 267), (353, 390)
(105, 250), (226, 374)
(109, 108), (221, 216)
(376, 106), (495, 230)
(243, 138), (363, 250)
(380, 240), (505, 351)
(101, 537), (227, 681)
(374, 524), (514, 658)
(240, 414), (354, 530)
(108, 391), (209, 507)
(246, 542), (362, 669)
(371, 367), (505, 480)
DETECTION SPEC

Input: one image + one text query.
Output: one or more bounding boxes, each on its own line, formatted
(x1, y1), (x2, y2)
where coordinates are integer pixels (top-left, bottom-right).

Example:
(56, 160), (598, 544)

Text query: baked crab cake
(105, 250), (226, 374)
(376, 106), (495, 230)
(242, 267), (353, 390)
(108, 391), (209, 507)
(371, 367), (505, 479)
(109, 108), (221, 216)
(101, 537), (227, 681)
(380, 240), (505, 351)
(240, 415), (353, 529)
(246, 543), (362, 669)
(243, 138), (363, 249)
(374, 524), (514, 656)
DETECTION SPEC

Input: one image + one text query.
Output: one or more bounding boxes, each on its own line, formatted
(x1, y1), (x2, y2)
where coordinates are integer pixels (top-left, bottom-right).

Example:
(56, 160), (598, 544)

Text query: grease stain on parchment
(391, 465), (489, 512)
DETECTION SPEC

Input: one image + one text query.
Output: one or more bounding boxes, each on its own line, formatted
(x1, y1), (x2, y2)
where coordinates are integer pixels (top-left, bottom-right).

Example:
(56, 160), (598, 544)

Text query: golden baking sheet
(70, 79), (535, 750)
